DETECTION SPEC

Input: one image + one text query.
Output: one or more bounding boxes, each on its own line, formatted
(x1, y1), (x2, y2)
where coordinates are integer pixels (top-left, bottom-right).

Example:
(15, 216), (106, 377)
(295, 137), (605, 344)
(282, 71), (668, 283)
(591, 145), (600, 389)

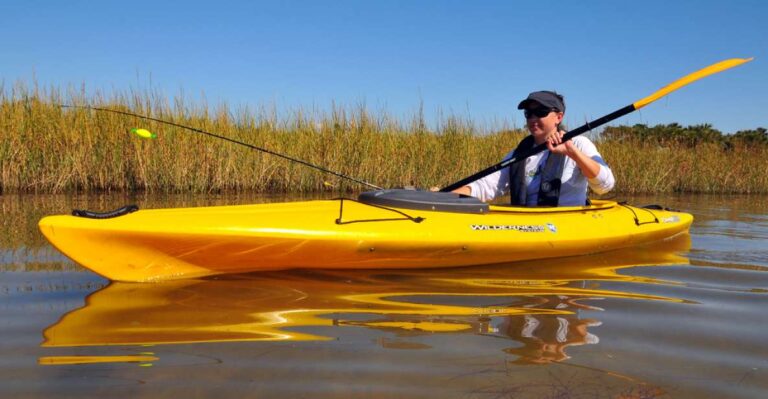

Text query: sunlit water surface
(1, 193), (766, 398)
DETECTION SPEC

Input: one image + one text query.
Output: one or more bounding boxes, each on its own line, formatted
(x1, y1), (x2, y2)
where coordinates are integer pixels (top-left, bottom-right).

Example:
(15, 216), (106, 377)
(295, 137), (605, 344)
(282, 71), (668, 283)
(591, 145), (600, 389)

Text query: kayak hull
(38, 198), (692, 282)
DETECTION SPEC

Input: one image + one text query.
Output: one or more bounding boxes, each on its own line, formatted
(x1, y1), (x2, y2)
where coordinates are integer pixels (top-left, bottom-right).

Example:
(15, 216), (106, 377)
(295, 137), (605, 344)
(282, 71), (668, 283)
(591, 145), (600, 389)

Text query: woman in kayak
(451, 91), (615, 206)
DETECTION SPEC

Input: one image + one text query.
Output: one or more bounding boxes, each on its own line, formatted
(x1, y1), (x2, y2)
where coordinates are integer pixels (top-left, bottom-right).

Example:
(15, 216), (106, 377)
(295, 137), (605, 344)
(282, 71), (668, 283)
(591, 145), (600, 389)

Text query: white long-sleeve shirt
(467, 136), (615, 206)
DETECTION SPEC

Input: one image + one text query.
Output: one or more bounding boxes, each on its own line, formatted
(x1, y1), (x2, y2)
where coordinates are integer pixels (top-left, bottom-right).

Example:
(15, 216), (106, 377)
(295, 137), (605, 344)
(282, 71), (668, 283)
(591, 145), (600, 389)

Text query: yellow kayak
(38, 189), (693, 282)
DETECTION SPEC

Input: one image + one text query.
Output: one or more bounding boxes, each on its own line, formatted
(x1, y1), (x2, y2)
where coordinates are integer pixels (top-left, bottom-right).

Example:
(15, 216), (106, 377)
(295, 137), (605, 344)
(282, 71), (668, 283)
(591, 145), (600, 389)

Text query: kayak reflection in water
(448, 91), (615, 206)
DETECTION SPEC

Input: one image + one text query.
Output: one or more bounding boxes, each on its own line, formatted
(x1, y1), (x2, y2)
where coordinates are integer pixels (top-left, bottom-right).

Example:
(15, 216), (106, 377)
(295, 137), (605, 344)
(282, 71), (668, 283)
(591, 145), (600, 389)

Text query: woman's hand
(546, 130), (574, 156)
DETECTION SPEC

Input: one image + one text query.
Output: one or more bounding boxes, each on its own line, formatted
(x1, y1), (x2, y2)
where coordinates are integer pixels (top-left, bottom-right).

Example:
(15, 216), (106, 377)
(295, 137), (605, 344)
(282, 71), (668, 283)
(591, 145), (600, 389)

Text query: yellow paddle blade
(633, 57), (753, 110)
(130, 128), (156, 139)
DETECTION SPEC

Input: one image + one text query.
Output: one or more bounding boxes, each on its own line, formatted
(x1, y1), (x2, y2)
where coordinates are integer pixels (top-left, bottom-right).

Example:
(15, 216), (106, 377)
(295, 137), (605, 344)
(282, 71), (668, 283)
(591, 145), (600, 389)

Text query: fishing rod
(440, 57), (754, 192)
(58, 104), (384, 190)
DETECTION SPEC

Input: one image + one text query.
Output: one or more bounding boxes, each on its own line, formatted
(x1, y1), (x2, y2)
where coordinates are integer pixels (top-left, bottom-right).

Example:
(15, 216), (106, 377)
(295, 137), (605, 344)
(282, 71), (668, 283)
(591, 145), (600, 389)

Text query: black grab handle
(72, 204), (139, 219)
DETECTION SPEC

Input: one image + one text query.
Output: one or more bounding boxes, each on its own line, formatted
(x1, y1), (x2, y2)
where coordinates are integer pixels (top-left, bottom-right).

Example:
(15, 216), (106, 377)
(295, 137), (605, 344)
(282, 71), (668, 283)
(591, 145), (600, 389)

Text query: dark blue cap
(517, 91), (565, 112)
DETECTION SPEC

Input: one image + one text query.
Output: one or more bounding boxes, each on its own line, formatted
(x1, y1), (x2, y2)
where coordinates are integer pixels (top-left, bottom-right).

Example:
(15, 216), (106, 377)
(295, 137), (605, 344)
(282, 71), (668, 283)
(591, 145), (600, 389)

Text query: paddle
(439, 58), (753, 193)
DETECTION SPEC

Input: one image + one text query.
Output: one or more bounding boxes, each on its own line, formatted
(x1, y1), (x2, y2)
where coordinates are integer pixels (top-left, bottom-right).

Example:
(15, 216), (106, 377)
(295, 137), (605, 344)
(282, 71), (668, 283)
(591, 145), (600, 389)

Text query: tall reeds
(0, 82), (522, 193)
(603, 141), (768, 194)
(1, 82), (766, 194)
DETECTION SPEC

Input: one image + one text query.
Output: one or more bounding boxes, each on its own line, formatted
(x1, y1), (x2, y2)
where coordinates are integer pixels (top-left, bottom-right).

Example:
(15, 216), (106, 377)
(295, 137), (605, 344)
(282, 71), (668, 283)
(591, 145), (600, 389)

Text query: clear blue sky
(2, 0), (765, 133)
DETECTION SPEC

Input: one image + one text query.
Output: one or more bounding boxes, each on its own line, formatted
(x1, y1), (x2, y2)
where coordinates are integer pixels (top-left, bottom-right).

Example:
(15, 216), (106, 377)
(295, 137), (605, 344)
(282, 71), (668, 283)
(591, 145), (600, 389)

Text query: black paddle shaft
(440, 104), (635, 192)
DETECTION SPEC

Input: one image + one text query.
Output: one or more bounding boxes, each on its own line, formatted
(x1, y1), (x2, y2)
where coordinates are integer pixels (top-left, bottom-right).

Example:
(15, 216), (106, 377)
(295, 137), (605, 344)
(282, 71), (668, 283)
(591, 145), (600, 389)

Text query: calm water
(1, 193), (766, 398)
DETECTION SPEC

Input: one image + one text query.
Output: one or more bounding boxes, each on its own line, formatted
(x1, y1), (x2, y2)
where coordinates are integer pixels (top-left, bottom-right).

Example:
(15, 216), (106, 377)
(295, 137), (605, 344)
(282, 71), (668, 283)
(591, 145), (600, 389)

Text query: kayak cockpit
(358, 189), (489, 214)
(357, 189), (614, 214)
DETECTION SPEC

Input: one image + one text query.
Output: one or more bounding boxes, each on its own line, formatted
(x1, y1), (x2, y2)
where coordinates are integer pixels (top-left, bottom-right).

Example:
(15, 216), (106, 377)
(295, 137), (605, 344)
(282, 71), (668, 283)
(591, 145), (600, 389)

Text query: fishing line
(58, 104), (383, 190)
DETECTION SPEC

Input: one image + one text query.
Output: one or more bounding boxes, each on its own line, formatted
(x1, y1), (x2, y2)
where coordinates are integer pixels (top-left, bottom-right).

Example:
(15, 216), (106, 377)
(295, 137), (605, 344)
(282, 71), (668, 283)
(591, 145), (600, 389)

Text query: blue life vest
(508, 135), (567, 206)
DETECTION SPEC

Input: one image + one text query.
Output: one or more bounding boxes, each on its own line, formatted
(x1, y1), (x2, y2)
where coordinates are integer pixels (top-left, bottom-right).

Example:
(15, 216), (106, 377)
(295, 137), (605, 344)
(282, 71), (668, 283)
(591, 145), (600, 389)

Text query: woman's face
(524, 102), (564, 142)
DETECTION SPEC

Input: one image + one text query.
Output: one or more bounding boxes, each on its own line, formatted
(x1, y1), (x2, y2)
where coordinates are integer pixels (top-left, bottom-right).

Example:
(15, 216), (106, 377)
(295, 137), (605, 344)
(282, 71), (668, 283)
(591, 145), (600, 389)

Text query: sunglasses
(524, 107), (555, 119)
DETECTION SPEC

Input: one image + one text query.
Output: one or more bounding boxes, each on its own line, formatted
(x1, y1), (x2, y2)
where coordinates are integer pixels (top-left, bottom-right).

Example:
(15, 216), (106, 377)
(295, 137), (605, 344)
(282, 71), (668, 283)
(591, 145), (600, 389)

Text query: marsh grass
(602, 140), (768, 194)
(1, 83), (766, 194)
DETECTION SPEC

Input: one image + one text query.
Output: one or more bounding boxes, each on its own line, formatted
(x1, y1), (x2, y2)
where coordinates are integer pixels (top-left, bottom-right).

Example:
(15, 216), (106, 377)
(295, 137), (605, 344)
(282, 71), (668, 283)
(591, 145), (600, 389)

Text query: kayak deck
(38, 196), (692, 282)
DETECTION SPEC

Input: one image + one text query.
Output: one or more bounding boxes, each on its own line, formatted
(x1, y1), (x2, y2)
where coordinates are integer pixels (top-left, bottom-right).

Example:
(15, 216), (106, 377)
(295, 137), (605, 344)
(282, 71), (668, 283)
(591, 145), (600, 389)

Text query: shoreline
(2, 92), (766, 195)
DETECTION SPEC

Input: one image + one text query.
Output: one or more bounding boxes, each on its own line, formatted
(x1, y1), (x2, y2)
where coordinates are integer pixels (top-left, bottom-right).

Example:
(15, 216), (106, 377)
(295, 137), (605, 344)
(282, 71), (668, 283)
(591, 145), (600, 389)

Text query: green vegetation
(601, 124), (768, 194)
(1, 83), (766, 194)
